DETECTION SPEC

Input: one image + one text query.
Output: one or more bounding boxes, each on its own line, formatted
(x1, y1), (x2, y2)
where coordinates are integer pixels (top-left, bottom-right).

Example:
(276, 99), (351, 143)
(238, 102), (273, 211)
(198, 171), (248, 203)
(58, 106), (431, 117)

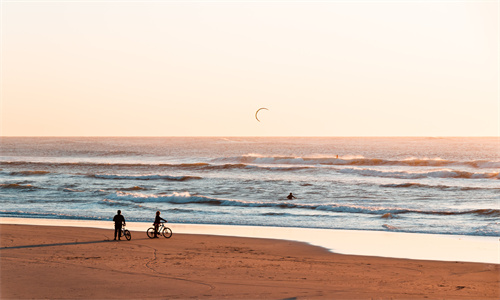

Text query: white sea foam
(216, 154), (500, 169)
(92, 174), (202, 181)
(338, 168), (499, 179)
(103, 191), (500, 220)
(1, 137), (498, 238)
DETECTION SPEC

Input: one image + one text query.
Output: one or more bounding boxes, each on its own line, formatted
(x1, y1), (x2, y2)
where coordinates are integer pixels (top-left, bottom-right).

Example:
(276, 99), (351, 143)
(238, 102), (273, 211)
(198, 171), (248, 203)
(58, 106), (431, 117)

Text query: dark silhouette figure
(113, 210), (126, 240)
(153, 211), (166, 238)
(287, 193), (296, 200)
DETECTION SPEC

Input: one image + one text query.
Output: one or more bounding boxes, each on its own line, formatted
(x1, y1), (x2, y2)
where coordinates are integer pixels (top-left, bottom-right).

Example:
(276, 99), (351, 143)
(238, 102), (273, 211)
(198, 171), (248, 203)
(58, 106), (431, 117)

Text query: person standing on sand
(153, 211), (167, 238)
(113, 210), (126, 240)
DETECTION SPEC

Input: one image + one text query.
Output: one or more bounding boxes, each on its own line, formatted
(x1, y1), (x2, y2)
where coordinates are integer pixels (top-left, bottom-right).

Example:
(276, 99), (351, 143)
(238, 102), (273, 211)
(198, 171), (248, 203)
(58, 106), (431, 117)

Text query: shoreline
(1, 217), (498, 264)
(1, 223), (499, 299)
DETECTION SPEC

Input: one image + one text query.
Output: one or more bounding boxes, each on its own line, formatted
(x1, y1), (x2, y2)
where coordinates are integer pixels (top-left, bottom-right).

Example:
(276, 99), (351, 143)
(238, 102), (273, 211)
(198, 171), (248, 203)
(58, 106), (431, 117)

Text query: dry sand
(1, 224), (498, 299)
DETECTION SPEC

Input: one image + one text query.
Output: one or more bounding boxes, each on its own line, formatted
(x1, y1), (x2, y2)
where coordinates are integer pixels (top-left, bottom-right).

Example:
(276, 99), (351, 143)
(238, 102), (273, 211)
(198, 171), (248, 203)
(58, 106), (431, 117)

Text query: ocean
(1, 137), (498, 237)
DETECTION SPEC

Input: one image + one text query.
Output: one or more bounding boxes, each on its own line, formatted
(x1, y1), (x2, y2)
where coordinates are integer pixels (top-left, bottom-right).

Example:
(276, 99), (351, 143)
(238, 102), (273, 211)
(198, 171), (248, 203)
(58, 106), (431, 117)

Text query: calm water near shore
(1, 137), (498, 237)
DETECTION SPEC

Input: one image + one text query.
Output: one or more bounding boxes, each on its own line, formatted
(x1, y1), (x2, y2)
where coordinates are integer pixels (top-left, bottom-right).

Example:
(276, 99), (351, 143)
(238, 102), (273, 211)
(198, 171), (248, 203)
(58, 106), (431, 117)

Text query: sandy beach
(1, 224), (498, 299)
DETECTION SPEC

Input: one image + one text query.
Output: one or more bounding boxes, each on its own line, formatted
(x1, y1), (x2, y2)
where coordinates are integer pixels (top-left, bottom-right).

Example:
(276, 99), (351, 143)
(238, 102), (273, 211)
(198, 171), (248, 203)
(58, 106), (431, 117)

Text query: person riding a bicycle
(153, 211), (166, 238)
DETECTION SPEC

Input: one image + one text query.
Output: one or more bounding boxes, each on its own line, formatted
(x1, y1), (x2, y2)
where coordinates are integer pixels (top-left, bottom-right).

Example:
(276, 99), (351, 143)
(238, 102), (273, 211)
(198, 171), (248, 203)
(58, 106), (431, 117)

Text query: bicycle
(121, 226), (132, 241)
(147, 222), (172, 239)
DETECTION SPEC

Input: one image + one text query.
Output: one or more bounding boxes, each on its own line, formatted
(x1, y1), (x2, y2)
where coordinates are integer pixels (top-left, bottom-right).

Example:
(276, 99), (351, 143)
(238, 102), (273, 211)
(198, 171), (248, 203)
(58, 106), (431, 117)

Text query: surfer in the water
(287, 193), (296, 200)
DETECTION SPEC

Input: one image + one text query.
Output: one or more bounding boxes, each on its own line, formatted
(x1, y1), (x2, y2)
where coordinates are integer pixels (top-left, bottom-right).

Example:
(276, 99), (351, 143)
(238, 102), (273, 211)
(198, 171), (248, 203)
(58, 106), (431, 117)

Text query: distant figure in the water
(287, 193), (296, 200)
(113, 210), (126, 241)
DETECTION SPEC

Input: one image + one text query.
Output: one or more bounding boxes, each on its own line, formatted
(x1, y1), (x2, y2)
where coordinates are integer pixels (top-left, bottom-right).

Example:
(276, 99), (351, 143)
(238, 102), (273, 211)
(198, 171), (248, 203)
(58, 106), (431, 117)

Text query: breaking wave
(340, 168), (499, 180)
(223, 154), (500, 169)
(61, 188), (84, 192)
(0, 210), (107, 220)
(382, 183), (435, 189)
(123, 186), (147, 191)
(0, 183), (40, 190)
(91, 174), (202, 181)
(381, 213), (399, 219)
(0, 160), (311, 173)
(3, 154), (499, 171)
(382, 224), (400, 231)
(104, 191), (500, 218)
(101, 198), (146, 209)
(380, 183), (500, 191)
(9, 170), (50, 176)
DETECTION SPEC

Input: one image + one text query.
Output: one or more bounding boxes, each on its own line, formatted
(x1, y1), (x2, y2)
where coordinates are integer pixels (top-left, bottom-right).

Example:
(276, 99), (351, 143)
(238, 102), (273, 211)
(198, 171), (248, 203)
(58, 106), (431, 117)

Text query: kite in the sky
(255, 108), (268, 122)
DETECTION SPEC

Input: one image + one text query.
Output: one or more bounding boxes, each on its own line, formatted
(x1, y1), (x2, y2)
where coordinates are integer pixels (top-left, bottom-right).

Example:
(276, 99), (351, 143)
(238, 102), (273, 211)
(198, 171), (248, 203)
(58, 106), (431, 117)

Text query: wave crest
(0, 183), (40, 190)
(91, 174), (202, 181)
(341, 168), (499, 180)
(3, 155), (499, 170)
(10, 170), (50, 176)
(221, 155), (500, 169)
(104, 191), (500, 218)
(381, 182), (500, 191)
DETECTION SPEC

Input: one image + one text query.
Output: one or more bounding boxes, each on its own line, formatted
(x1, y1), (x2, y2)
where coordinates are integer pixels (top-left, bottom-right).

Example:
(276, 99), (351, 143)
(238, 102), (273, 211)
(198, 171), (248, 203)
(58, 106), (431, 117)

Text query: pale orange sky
(1, 1), (498, 136)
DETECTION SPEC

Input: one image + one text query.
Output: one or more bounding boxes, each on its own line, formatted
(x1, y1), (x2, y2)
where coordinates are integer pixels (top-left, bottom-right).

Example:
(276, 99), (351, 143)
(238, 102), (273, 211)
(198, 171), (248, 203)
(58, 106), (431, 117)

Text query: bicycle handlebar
(152, 221), (168, 225)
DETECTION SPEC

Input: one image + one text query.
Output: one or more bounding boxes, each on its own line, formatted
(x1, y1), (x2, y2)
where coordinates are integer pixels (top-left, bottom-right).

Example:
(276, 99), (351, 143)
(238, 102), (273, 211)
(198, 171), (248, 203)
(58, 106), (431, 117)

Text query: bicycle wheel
(124, 230), (131, 241)
(162, 227), (172, 238)
(146, 227), (156, 239)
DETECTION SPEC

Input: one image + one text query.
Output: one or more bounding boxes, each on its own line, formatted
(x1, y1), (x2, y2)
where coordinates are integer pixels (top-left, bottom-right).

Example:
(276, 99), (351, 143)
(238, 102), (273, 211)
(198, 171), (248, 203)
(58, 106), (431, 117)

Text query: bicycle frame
(147, 222), (172, 239)
(120, 226), (132, 241)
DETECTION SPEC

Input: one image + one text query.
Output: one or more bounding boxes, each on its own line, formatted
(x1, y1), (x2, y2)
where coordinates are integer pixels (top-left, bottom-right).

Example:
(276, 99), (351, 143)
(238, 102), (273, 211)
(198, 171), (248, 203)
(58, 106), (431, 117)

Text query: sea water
(1, 137), (498, 237)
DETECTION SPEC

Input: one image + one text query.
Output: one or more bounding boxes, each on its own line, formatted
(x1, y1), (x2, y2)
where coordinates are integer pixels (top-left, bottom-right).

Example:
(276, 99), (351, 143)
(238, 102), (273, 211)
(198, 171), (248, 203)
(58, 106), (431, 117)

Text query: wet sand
(2, 217), (498, 264)
(1, 224), (498, 299)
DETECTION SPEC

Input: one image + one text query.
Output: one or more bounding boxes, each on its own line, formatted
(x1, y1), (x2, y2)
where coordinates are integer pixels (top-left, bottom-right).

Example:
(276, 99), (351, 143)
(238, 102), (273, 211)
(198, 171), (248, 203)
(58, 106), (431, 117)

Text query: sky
(1, 0), (498, 137)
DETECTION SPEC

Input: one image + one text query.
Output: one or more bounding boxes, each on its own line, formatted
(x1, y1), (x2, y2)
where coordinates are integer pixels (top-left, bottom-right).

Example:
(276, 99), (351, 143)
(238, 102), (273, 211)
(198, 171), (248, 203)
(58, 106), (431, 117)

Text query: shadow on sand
(0, 239), (114, 250)
(0, 237), (155, 250)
